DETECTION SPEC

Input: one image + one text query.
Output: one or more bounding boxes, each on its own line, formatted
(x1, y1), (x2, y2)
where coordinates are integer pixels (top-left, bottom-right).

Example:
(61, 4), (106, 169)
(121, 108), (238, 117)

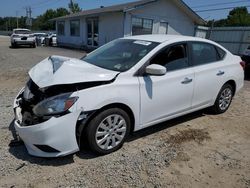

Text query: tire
(11, 42), (16, 48)
(210, 84), (233, 114)
(86, 108), (131, 155)
(32, 43), (36, 48)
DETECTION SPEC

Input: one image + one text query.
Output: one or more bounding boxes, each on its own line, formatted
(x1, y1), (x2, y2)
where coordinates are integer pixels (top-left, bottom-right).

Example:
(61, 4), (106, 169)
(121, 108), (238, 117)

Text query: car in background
(241, 45), (250, 73)
(10, 29), (36, 48)
(33, 33), (47, 46)
(45, 33), (57, 46)
(13, 35), (244, 157)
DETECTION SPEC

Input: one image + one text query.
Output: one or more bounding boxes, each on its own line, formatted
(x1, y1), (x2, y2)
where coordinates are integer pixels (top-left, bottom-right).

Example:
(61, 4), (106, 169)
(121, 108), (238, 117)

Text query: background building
(52, 0), (205, 48)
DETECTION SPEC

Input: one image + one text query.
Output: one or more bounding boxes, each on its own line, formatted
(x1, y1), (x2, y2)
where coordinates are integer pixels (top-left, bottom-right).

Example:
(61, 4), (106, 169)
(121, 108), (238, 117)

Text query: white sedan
(13, 35), (244, 157)
(10, 29), (36, 48)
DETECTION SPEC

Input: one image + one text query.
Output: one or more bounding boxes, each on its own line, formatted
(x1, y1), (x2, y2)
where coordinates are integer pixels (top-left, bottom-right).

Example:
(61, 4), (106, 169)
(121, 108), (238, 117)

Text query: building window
(132, 17), (153, 35)
(57, 21), (65, 36)
(70, 20), (80, 36)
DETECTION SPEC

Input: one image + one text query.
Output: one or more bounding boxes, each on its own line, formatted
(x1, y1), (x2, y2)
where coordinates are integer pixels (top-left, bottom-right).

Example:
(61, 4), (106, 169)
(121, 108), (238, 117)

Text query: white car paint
(13, 35), (244, 157)
(10, 28), (36, 47)
(29, 56), (119, 88)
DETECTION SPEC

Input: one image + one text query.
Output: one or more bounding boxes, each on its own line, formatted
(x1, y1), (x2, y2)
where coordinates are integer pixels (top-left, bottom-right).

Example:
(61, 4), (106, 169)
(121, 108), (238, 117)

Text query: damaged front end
(13, 80), (83, 157)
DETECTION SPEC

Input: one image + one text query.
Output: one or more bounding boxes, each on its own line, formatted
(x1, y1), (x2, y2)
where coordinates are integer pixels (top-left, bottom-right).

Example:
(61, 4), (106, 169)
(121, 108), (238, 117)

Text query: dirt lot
(0, 36), (250, 188)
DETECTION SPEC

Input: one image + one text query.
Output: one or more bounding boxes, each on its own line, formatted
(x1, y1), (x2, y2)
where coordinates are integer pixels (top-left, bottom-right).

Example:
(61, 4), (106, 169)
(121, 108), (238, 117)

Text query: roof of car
(124, 34), (208, 43)
(13, 28), (31, 31)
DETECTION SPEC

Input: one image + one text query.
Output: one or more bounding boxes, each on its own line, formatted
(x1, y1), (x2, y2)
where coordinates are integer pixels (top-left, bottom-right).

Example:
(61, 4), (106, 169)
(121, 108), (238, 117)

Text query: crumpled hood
(29, 55), (119, 88)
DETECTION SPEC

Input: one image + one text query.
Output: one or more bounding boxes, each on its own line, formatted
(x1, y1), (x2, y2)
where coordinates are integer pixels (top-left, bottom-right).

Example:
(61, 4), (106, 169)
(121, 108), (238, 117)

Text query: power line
(32, 0), (66, 9)
(196, 5), (250, 12)
(192, 0), (249, 9)
(29, 0), (52, 7)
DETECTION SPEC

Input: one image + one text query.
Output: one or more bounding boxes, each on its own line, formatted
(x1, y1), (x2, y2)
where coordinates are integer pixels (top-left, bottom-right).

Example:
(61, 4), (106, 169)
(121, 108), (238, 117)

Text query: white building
(52, 0), (205, 48)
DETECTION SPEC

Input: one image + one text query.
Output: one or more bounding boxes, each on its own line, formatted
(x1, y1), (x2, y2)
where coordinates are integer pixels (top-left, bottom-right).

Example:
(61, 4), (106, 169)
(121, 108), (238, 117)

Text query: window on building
(57, 21), (65, 36)
(132, 17), (153, 36)
(70, 20), (80, 36)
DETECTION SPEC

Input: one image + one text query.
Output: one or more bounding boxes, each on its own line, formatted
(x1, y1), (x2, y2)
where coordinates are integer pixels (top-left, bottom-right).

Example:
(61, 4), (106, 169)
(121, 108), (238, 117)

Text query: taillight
(240, 61), (246, 70)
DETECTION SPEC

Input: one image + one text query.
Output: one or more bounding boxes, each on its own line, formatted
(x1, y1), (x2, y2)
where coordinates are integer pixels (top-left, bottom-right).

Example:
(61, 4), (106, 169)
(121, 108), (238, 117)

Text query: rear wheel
(211, 84), (233, 114)
(86, 108), (130, 155)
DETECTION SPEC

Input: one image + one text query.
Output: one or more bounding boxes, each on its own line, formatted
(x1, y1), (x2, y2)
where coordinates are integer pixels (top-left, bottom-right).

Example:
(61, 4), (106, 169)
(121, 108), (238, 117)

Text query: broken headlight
(33, 93), (78, 117)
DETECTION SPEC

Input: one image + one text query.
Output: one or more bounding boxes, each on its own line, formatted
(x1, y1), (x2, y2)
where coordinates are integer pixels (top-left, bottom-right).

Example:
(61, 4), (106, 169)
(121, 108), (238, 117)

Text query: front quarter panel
(75, 73), (140, 131)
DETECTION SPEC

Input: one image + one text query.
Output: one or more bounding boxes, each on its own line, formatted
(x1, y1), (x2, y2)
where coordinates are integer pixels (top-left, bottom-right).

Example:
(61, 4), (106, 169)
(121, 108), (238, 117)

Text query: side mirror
(145, 64), (166, 76)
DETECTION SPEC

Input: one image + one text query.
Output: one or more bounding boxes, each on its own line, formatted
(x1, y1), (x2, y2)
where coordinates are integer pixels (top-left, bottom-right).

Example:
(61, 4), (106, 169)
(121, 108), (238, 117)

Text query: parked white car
(13, 35), (244, 157)
(45, 33), (57, 46)
(33, 33), (47, 45)
(10, 29), (36, 48)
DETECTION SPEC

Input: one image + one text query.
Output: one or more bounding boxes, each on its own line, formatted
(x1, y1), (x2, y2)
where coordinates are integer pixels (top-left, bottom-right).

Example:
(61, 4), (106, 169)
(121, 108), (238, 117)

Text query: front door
(87, 18), (99, 47)
(139, 43), (194, 127)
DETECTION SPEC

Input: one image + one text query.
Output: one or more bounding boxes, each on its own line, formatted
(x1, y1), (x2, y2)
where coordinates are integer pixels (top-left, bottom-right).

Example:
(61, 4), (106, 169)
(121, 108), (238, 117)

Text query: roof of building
(51, 0), (205, 25)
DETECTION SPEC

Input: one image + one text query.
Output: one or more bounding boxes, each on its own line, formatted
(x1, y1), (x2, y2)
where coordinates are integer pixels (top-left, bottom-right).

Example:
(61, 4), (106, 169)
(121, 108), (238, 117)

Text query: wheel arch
(224, 79), (236, 96)
(94, 103), (135, 133)
(76, 102), (135, 148)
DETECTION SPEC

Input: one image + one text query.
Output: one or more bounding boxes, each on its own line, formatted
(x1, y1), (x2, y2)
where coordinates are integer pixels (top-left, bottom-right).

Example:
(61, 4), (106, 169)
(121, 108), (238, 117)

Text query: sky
(0, 0), (250, 21)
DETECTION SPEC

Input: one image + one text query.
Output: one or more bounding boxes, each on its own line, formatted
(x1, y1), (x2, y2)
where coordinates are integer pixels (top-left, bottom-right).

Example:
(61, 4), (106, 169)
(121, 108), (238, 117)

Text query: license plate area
(21, 37), (27, 40)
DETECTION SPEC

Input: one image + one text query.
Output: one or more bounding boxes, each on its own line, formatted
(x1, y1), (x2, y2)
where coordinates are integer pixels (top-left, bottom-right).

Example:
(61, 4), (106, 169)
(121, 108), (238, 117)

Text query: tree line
(0, 4), (250, 31)
(207, 7), (250, 27)
(0, 0), (81, 31)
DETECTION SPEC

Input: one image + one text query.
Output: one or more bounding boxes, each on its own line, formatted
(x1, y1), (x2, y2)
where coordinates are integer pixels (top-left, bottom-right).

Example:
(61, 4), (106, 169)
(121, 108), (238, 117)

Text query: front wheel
(211, 84), (233, 114)
(86, 108), (131, 155)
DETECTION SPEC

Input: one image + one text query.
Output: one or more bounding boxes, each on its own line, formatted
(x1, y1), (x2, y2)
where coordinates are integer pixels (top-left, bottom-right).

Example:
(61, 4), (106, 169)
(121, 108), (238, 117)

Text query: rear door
(189, 42), (227, 108)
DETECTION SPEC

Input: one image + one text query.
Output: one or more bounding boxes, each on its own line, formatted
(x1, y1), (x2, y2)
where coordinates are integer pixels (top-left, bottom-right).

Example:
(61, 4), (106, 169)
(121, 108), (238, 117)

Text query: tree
(208, 6), (250, 27)
(68, 0), (81, 13)
(32, 8), (69, 30)
(227, 7), (250, 26)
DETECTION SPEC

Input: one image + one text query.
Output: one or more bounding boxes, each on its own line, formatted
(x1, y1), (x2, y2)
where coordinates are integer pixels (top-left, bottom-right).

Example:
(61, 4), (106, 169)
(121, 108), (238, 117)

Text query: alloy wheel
(219, 88), (232, 111)
(95, 114), (127, 150)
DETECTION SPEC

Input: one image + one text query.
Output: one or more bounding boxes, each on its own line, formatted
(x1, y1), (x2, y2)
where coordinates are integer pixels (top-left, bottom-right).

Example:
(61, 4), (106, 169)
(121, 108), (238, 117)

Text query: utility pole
(25, 6), (32, 29)
(16, 11), (19, 28)
(8, 18), (10, 31)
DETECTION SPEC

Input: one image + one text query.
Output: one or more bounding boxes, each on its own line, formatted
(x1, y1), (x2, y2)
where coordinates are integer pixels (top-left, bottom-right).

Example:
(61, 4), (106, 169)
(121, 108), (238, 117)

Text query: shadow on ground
(8, 110), (206, 165)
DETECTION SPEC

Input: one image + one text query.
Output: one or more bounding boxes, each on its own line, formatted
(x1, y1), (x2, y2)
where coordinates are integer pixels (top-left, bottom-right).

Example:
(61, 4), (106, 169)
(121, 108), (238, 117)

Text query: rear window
(191, 42), (219, 66)
(14, 30), (31, 34)
(216, 46), (226, 60)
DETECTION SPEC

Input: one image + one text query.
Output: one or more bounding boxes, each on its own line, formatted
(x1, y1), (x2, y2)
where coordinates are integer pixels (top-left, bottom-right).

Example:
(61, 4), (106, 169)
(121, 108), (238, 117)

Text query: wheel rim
(95, 114), (127, 150)
(219, 88), (232, 111)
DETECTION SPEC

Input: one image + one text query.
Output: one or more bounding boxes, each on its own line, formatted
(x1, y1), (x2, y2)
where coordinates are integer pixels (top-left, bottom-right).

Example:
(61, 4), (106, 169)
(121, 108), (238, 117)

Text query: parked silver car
(10, 29), (36, 48)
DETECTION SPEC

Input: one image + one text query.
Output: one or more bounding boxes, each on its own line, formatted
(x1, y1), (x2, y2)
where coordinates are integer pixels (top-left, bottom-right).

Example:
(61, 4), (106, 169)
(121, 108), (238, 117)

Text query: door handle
(217, 71), (225, 76)
(181, 77), (193, 84)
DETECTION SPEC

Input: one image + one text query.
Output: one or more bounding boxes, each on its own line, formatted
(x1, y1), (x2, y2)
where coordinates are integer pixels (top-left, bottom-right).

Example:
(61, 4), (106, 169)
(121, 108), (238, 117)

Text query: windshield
(82, 39), (159, 72)
(14, 30), (31, 34)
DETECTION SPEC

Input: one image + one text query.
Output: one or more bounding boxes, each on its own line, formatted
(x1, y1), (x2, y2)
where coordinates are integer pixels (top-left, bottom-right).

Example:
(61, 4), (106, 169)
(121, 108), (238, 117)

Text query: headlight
(33, 93), (78, 117)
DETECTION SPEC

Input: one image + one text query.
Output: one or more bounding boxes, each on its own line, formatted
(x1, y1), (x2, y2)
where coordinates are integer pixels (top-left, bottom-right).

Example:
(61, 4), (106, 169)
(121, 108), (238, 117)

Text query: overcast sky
(0, 0), (250, 20)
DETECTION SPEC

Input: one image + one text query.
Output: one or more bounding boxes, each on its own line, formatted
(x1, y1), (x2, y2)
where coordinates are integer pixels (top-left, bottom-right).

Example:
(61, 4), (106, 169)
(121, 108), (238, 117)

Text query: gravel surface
(0, 36), (250, 188)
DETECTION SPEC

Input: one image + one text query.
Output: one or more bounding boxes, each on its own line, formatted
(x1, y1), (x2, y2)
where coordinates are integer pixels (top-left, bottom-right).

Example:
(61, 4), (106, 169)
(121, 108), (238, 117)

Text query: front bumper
(14, 103), (81, 157)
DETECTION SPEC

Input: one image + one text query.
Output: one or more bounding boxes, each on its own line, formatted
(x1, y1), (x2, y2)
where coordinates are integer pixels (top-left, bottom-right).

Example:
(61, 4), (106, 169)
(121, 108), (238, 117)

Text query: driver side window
(150, 43), (189, 72)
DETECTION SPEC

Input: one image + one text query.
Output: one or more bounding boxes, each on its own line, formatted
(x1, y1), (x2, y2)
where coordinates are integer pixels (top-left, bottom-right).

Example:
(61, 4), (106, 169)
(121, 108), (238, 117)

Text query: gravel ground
(0, 36), (250, 188)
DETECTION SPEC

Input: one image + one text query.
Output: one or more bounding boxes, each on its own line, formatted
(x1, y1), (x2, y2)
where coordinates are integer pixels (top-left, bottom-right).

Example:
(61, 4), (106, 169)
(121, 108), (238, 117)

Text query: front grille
(17, 79), (50, 126)
(34, 145), (60, 153)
